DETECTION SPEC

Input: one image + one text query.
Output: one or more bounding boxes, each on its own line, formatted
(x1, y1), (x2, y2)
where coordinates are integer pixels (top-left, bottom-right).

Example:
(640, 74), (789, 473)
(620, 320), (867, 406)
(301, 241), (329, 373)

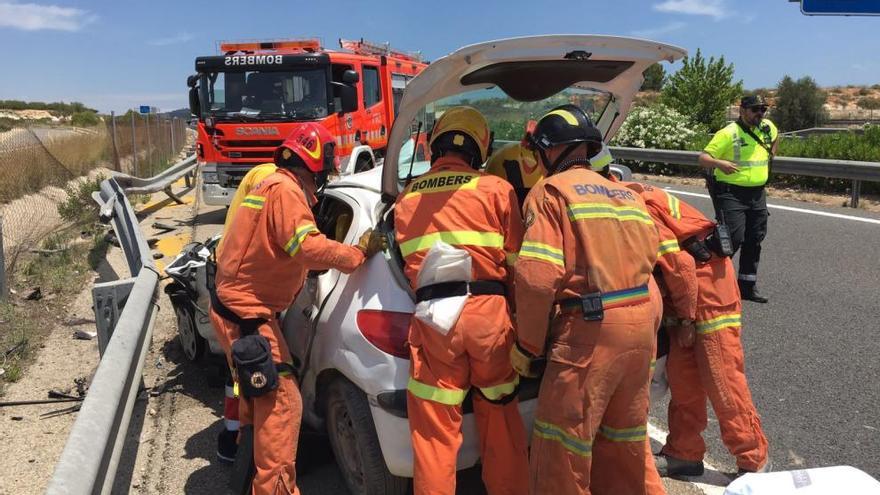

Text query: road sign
(801, 0), (880, 15)
(139, 105), (151, 114)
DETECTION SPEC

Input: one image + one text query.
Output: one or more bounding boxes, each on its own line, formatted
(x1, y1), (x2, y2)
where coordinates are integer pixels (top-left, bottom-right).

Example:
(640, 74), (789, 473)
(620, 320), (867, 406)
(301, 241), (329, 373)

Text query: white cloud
(148, 33), (195, 47)
(653, 0), (727, 20)
(630, 21), (687, 39)
(0, 1), (95, 31)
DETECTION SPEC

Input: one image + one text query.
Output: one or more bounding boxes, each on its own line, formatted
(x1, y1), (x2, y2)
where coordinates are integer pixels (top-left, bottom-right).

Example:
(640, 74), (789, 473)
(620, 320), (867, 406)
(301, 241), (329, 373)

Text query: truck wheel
(326, 377), (409, 495)
(354, 154), (373, 173)
(173, 302), (205, 362)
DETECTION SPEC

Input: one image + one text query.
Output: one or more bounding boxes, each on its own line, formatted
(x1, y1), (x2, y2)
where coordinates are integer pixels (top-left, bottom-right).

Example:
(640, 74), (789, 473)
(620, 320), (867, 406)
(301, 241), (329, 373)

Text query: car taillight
(356, 310), (411, 359)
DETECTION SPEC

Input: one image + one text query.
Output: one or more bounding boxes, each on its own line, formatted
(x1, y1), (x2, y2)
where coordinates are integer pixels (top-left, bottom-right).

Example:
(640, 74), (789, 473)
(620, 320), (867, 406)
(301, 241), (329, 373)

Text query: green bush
(58, 174), (106, 225)
(661, 49), (743, 131)
(71, 111), (100, 127)
(774, 76), (828, 131)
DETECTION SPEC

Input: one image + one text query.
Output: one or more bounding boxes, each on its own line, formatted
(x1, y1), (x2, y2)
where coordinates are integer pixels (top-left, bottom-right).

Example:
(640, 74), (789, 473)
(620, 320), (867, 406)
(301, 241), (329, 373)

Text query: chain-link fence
(0, 114), (190, 296)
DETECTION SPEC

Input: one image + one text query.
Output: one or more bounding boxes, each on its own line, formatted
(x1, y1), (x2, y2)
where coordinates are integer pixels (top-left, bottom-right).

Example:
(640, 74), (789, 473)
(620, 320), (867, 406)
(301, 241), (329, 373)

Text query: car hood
(381, 34), (686, 198)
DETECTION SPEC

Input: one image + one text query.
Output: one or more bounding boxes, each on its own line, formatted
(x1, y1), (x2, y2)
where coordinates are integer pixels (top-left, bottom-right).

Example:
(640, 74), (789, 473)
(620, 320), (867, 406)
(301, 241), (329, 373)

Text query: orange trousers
(531, 286), (662, 495)
(407, 295), (529, 495)
(210, 309), (302, 495)
(663, 322), (768, 472)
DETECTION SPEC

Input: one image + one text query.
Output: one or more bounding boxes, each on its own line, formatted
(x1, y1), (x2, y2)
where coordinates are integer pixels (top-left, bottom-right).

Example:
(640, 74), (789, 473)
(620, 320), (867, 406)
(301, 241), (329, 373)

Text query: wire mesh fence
(0, 114), (190, 295)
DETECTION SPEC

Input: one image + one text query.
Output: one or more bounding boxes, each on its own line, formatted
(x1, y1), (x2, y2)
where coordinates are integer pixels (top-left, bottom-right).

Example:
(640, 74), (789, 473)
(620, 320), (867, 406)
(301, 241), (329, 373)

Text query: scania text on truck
(186, 38), (427, 205)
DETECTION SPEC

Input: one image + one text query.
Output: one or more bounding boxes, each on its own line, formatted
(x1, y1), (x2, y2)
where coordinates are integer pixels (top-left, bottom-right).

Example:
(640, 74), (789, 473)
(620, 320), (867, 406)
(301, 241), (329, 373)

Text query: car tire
(326, 377), (409, 495)
(173, 301), (206, 362)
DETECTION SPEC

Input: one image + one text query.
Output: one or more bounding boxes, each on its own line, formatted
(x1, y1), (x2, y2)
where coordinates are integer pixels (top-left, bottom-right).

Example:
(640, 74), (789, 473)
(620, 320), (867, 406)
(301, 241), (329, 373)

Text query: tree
(857, 96), (880, 120)
(773, 75), (828, 131)
(660, 49), (743, 131)
(641, 63), (665, 91)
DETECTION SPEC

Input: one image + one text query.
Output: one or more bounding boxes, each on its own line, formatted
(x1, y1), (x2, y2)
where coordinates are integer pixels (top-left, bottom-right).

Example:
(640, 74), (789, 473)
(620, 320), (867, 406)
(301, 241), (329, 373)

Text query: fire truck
(186, 38), (427, 205)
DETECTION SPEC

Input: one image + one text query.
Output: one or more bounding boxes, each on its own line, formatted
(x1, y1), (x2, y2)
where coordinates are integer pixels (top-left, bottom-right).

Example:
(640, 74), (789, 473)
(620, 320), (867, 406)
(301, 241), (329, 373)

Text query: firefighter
(213, 161), (278, 464)
(395, 106), (529, 495)
(621, 182), (771, 477)
(484, 120), (542, 206)
(511, 104), (662, 494)
(210, 123), (385, 495)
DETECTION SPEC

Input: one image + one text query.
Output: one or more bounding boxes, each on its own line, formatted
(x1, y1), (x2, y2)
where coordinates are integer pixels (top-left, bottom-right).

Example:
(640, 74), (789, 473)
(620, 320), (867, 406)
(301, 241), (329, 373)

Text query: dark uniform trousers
(711, 181), (768, 290)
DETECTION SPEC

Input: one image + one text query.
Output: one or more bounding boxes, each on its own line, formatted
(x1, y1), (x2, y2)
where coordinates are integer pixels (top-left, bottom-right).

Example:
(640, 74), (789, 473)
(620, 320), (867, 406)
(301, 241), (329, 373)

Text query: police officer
(699, 95), (778, 303)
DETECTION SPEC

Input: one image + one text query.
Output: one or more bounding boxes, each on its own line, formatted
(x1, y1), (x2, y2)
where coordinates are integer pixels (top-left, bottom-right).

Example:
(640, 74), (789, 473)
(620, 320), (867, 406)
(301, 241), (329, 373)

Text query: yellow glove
(510, 342), (540, 378)
(356, 228), (387, 258)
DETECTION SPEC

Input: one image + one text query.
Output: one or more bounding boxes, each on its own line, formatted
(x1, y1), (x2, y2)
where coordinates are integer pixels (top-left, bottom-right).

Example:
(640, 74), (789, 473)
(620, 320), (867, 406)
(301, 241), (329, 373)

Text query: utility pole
(109, 111), (121, 171)
(131, 111), (138, 177)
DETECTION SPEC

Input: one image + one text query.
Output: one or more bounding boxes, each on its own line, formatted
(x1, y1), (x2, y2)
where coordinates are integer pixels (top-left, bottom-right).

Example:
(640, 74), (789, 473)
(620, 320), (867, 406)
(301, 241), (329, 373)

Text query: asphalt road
(136, 178), (880, 494)
(647, 182), (880, 480)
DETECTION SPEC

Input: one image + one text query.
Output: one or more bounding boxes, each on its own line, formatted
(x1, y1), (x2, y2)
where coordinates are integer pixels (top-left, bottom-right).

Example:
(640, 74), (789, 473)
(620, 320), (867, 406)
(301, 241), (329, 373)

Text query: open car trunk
(380, 34), (686, 201)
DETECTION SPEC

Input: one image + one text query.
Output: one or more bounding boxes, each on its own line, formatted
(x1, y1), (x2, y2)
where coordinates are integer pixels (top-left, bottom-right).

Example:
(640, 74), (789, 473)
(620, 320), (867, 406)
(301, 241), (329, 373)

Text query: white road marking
(663, 188), (880, 225)
(648, 421), (729, 495)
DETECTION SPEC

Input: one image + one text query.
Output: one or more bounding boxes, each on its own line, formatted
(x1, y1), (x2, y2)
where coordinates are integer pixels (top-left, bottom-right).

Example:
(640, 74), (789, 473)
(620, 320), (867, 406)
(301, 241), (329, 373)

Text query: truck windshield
(201, 68), (329, 121)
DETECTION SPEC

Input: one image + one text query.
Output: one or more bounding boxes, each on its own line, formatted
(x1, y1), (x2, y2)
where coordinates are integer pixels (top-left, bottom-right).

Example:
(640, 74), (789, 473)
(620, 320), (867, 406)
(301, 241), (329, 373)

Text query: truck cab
(188, 38), (427, 206)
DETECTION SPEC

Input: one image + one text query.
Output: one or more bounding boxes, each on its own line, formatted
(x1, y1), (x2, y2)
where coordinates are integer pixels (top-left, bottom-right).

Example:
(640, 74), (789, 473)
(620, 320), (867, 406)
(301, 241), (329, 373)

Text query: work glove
(356, 228), (387, 258)
(510, 342), (543, 378)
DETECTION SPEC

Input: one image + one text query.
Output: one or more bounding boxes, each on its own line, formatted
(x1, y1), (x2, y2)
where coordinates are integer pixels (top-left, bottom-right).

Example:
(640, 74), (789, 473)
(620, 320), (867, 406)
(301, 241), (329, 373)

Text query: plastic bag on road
(414, 241), (472, 336)
(724, 465), (880, 495)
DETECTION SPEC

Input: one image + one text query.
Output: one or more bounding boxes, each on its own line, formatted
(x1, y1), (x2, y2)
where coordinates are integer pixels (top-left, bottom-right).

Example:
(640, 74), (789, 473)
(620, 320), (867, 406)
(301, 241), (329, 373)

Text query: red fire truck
(187, 38), (427, 205)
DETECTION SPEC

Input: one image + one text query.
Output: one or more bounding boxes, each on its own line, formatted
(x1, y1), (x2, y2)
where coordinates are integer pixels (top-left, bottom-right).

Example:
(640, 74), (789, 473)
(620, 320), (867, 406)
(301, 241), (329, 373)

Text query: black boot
(655, 452), (705, 477)
(741, 284), (769, 303)
(217, 427), (239, 464)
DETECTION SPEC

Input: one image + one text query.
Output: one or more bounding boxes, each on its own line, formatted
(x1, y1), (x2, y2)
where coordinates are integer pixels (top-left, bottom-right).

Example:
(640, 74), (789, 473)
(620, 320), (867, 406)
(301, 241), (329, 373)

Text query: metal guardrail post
(851, 180), (862, 209)
(0, 215), (6, 301)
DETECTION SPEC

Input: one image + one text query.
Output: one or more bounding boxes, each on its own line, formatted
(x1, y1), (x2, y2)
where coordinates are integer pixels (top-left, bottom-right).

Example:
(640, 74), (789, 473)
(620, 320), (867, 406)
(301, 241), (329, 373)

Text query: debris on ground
(151, 222), (177, 233)
(104, 232), (120, 247)
(152, 252), (164, 260)
(73, 329), (97, 340)
(24, 287), (42, 301)
(147, 238), (159, 248)
(63, 317), (96, 326)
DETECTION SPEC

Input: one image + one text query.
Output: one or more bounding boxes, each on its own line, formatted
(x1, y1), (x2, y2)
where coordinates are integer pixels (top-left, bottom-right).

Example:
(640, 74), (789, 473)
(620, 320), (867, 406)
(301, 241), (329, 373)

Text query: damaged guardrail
(45, 161), (186, 493)
(609, 146), (880, 208)
(113, 153), (198, 204)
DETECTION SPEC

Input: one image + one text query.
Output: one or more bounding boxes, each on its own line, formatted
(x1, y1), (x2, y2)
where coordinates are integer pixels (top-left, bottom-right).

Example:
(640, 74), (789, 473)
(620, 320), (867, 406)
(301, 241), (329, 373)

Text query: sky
(0, 0), (878, 113)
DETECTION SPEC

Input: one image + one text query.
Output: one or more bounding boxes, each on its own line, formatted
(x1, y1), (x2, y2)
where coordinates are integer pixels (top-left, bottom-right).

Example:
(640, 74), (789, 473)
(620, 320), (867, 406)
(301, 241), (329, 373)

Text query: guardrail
(113, 153), (198, 203)
(46, 155), (198, 494)
(609, 146), (880, 208)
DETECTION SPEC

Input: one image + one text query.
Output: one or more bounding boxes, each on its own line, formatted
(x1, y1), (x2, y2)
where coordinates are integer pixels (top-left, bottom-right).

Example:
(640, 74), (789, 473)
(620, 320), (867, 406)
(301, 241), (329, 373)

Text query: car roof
(381, 34), (687, 198)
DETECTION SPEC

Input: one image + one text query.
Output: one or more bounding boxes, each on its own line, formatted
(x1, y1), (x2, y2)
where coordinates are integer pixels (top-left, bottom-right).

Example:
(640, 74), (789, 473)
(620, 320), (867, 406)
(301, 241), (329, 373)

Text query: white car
(171, 34), (686, 495)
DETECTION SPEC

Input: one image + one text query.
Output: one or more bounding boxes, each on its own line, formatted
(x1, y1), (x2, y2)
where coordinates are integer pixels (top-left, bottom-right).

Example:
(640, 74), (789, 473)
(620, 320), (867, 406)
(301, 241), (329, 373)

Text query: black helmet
(528, 104), (604, 175)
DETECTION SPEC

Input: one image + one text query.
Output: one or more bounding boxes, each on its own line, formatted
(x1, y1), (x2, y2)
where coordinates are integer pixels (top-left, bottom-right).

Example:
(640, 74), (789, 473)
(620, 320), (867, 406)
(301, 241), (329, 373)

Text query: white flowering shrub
(612, 104), (706, 150)
(611, 104), (708, 176)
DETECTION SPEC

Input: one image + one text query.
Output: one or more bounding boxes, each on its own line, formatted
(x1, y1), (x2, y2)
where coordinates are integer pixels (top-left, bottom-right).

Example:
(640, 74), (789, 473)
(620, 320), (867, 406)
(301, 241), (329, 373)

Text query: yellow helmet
(428, 106), (492, 167)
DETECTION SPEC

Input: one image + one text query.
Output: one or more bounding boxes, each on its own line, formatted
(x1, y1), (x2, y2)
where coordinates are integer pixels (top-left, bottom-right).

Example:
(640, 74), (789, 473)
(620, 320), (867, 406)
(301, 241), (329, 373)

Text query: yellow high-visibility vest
(704, 119), (777, 187)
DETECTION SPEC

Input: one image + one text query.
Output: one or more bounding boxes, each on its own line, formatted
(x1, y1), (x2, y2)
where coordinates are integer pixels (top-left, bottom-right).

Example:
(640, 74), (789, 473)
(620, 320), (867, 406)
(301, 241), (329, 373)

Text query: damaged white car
(167, 34), (686, 495)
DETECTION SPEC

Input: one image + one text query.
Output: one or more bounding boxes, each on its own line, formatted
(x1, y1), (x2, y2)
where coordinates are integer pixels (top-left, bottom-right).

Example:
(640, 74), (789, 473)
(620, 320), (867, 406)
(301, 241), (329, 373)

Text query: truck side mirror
(339, 84), (357, 114)
(342, 69), (359, 84)
(188, 87), (201, 117)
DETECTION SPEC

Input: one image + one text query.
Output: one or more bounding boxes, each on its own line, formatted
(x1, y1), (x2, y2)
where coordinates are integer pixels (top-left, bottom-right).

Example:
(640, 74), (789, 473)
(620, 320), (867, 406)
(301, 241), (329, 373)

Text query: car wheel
(173, 302), (205, 362)
(326, 377), (409, 495)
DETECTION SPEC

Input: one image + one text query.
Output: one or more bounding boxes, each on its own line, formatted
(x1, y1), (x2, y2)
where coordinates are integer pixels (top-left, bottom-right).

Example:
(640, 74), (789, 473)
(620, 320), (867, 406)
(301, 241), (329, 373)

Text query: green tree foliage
(70, 111), (100, 127)
(641, 63), (665, 91)
(0, 100), (95, 115)
(773, 76), (828, 131)
(661, 49), (743, 131)
(857, 96), (880, 119)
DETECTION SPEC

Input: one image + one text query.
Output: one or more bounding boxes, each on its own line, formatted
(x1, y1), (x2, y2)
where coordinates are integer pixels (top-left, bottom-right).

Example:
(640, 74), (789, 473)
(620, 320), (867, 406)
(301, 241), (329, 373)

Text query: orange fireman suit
(395, 156), (529, 495)
(211, 167), (365, 495)
(623, 182), (769, 472)
(515, 166), (663, 495)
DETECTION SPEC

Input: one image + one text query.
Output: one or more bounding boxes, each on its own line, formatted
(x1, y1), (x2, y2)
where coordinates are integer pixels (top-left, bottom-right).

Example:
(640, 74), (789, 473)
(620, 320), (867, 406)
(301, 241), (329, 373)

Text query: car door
(283, 190), (359, 376)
